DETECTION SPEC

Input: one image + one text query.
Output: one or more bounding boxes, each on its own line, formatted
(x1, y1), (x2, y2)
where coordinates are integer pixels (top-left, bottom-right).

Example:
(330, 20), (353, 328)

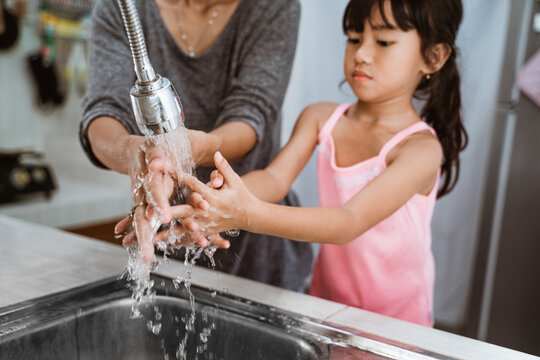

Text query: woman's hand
(173, 152), (255, 237)
(132, 135), (184, 222)
(122, 133), (195, 262)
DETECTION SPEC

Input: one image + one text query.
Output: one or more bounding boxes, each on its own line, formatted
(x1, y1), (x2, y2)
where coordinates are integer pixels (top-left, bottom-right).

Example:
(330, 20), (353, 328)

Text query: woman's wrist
(202, 133), (222, 166)
(189, 129), (222, 167)
(123, 134), (145, 175)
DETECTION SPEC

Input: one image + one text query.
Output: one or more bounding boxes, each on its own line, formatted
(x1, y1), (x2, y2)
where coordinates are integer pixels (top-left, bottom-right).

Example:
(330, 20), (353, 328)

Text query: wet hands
(171, 151), (253, 238)
(116, 136), (228, 264)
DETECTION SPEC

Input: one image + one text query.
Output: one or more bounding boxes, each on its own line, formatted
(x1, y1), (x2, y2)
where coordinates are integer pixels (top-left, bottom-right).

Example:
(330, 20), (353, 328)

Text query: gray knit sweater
(80, 0), (313, 291)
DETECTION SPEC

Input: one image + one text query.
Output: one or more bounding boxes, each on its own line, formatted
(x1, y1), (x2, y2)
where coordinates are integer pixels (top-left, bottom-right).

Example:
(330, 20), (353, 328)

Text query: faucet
(116, 0), (185, 136)
(116, 0), (240, 238)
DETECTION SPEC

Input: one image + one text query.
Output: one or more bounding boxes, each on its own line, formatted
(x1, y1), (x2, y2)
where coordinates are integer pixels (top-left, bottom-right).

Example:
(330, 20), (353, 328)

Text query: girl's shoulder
(386, 124), (442, 169)
(299, 102), (342, 133)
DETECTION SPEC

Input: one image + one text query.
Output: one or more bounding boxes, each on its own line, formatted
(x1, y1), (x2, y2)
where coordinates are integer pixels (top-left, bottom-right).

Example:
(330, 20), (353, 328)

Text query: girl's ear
(424, 43), (452, 75)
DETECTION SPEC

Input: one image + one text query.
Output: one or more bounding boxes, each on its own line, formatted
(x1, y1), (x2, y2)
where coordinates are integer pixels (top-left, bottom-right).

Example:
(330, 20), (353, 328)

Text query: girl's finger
(183, 217), (200, 232)
(210, 169), (224, 189)
(214, 151), (239, 185)
(208, 234), (230, 249)
(188, 191), (209, 210)
(153, 227), (187, 246)
(153, 226), (206, 248)
(182, 174), (212, 196)
(170, 204), (198, 220)
(197, 237), (209, 247)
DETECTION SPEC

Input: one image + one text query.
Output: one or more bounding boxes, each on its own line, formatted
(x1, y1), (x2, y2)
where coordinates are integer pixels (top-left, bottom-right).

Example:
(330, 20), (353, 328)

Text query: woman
(80, 0), (313, 291)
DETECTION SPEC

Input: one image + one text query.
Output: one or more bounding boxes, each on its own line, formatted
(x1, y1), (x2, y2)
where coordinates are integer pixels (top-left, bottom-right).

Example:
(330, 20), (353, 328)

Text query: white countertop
(0, 215), (537, 360)
(0, 177), (132, 228)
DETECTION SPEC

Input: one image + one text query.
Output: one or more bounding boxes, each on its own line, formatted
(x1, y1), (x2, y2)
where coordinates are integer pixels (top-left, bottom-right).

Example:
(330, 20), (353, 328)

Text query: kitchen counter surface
(0, 177), (132, 228)
(0, 214), (537, 360)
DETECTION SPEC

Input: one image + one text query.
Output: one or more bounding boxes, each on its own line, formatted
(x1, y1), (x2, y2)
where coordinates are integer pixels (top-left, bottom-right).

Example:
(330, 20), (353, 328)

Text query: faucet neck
(117, 0), (157, 83)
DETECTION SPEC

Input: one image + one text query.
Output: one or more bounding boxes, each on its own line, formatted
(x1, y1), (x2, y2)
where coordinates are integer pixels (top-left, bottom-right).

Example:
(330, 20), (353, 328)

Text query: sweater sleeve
(79, 0), (139, 169)
(214, 0), (300, 142)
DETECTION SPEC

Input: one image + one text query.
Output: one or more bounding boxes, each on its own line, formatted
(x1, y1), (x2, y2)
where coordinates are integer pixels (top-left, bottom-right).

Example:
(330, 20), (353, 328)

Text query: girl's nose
(355, 41), (373, 64)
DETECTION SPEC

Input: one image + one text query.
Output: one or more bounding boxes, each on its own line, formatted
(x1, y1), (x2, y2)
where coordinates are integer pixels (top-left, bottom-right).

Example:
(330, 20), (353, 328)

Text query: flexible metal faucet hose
(117, 0), (156, 83)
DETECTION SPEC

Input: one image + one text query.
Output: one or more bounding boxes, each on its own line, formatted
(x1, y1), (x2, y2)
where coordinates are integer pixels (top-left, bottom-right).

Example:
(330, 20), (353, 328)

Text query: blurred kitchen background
(0, 0), (538, 356)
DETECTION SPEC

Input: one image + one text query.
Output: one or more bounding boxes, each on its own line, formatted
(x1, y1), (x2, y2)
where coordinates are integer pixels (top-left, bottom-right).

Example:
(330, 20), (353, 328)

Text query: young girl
(173, 0), (467, 327)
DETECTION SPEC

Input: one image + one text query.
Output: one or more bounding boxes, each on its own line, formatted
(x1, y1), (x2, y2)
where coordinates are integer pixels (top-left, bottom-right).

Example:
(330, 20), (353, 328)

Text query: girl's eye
(377, 40), (394, 47)
(347, 38), (360, 45)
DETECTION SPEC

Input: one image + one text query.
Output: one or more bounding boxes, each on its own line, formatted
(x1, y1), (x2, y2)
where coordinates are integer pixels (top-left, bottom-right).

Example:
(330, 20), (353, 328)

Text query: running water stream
(114, 0), (227, 356)
(119, 125), (221, 360)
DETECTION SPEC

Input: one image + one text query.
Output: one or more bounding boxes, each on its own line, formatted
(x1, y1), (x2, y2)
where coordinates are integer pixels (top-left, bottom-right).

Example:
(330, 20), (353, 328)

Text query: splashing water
(123, 126), (195, 317)
(120, 125), (225, 359)
(121, 244), (157, 319)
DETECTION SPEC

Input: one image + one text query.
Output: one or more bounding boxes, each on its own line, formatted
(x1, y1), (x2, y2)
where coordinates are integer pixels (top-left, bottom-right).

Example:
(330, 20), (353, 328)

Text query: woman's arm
(87, 117), (142, 175)
(82, 0), (252, 171)
(203, 1), (300, 170)
(187, 122), (257, 168)
(84, 0), (299, 172)
(180, 131), (443, 244)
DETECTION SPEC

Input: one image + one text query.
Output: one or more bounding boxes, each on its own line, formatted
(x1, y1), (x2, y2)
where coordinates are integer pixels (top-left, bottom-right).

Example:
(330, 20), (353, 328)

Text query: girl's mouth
(353, 70), (372, 82)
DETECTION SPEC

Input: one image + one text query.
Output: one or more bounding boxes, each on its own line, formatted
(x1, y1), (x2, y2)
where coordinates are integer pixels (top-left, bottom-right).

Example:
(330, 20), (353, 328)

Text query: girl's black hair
(343, 0), (468, 197)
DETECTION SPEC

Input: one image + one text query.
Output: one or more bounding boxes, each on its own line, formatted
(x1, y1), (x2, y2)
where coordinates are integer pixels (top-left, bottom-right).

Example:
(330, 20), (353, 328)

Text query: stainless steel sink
(0, 274), (455, 360)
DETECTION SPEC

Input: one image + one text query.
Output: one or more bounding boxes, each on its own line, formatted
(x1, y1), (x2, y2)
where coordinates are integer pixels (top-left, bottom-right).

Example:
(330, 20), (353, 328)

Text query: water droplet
(147, 320), (162, 335)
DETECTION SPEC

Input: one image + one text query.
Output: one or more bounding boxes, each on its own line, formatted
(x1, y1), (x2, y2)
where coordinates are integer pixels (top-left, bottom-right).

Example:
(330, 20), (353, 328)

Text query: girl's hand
(175, 152), (254, 236)
(152, 225), (230, 249)
(209, 168), (225, 189)
(184, 168), (225, 211)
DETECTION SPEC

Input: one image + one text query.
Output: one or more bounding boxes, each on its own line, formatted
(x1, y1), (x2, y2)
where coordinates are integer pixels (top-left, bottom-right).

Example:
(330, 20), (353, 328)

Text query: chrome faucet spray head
(117, 0), (185, 135)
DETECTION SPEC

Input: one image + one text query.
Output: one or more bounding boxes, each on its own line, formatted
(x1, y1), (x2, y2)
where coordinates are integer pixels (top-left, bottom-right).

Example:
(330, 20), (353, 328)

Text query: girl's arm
(179, 131), (442, 245)
(252, 133), (442, 243)
(232, 103), (329, 203)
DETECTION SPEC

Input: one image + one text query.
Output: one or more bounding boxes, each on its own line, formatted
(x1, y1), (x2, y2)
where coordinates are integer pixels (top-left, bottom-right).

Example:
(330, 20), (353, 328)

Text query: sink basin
(0, 274), (454, 360)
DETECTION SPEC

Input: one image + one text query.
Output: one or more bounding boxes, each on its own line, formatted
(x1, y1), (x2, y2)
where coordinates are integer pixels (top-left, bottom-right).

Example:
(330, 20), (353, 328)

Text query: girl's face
(344, 3), (429, 105)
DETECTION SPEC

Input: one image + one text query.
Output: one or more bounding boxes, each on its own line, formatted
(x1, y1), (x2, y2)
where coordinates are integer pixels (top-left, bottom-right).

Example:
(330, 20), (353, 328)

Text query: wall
(282, 0), (352, 206)
(0, 19), (127, 187)
(0, 21), (45, 150)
